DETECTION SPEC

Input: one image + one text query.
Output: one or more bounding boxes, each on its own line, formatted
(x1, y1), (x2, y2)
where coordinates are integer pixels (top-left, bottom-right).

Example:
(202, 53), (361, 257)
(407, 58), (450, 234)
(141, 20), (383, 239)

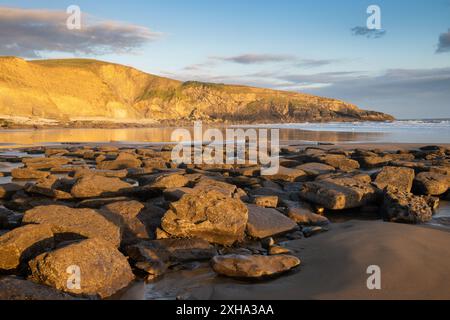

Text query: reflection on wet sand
(0, 127), (384, 148)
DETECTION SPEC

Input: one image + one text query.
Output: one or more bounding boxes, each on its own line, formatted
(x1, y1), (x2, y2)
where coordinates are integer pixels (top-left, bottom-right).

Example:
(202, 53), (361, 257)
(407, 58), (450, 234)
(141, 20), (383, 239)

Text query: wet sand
(179, 221), (450, 300)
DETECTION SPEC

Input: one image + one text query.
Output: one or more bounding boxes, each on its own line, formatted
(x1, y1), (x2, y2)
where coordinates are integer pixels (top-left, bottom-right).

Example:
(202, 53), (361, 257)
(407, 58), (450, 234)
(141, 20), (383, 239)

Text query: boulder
(211, 254), (300, 279)
(71, 175), (133, 198)
(382, 187), (433, 224)
(246, 205), (297, 239)
(11, 168), (50, 180)
(299, 177), (377, 210)
(28, 238), (134, 299)
(374, 166), (415, 192)
(414, 172), (449, 196)
(0, 276), (76, 300)
(100, 201), (150, 245)
(0, 224), (54, 271)
(161, 190), (248, 246)
(23, 205), (121, 247)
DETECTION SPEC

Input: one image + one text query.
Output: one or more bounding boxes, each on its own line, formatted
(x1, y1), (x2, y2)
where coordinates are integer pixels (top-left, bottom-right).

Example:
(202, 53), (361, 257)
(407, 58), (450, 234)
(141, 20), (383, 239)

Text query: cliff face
(0, 57), (394, 123)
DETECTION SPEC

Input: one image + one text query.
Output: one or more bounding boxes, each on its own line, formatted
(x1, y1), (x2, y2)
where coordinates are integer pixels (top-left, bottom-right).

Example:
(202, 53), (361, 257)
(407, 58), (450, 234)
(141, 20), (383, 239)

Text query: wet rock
(425, 196), (440, 211)
(28, 238), (134, 299)
(246, 205), (297, 239)
(100, 201), (150, 245)
(295, 162), (336, 176)
(211, 254), (300, 279)
(382, 187), (433, 224)
(299, 177), (377, 210)
(11, 168), (50, 180)
(0, 276), (77, 300)
(285, 202), (329, 226)
(302, 226), (327, 238)
(0, 224), (54, 272)
(414, 172), (449, 196)
(97, 152), (142, 170)
(23, 205), (121, 247)
(161, 190), (248, 246)
(0, 183), (23, 200)
(252, 195), (279, 208)
(374, 166), (415, 192)
(269, 245), (292, 255)
(71, 175), (133, 198)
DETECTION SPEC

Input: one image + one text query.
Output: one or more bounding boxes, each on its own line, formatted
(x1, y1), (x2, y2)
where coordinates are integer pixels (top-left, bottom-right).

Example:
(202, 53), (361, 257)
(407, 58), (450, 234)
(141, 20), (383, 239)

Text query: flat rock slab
(28, 238), (134, 299)
(0, 224), (54, 271)
(295, 162), (336, 176)
(374, 166), (415, 192)
(246, 205), (297, 239)
(161, 190), (248, 246)
(299, 177), (377, 210)
(23, 205), (121, 247)
(211, 254), (300, 279)
(71, 175), (133, 198)
(0, 276), (77, 300)
(11, 168), (50, 180)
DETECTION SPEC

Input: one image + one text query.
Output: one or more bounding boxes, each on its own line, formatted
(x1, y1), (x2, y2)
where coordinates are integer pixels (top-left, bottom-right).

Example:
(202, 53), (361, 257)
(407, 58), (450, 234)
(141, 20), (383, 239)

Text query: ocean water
(0, 120), (449, 147)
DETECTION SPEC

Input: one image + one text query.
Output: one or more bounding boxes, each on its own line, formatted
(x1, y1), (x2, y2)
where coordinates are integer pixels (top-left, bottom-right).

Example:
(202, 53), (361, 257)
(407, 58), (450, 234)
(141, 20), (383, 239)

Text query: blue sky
(0, 0), (449, 118)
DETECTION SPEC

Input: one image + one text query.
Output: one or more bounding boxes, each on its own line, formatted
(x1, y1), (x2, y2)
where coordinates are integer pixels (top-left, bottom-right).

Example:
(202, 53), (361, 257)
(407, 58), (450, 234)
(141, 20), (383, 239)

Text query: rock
(0, 276), (77, 300)
(266, 166), (307, 182)
(299, 177), (377, 210)
(73, 168), (128, 179)
(163, 187), (195, 201)
(28, 238), (134, 299)
(246, 205), (297, 239)
(414, 172), (449, 196)
(97, 152), (142, 170)
(374, 166), (415, 192)
(382, 187), (433, 224)
(194, 178), (237, 197)
(100, 201), (150, 245)
(252, 195), (279, 208)
(76, 196), (131, 209)
(311, 154), (360, 171)
(211, 254), (300, 279)
(0, 183), (23, 200)
(25, 176), (73, 200)
(269, 246), (292, 255)
(295, 162), (335, 176)
(161, 190), (248, 246)
(0, 224), (54, 271)
(302, 226), (327, 237)
(11, 168), (50, 180)
(71, 175), (133, 198)
(356, 153), (414, 169)
(125, 238), (216, 278)
(425, 196), (440, 211)
(286, 202), (329, 226)
(150, 174), (189, 189)
(22, 157), (70, 170)
(23, 205), (121, 247)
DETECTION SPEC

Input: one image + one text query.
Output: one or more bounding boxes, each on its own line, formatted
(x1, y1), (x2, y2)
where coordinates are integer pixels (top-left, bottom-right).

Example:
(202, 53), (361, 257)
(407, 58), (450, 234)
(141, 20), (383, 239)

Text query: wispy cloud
(212, 53), (297, 64)
(351, 26), (386, 39)
(0, 7), (162, 58)
(436, 29), (450, 53)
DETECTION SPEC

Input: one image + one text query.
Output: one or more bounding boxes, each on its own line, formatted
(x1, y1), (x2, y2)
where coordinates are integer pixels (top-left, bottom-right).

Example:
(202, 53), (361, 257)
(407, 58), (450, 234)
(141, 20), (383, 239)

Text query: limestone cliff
(0, 57), (394, 124)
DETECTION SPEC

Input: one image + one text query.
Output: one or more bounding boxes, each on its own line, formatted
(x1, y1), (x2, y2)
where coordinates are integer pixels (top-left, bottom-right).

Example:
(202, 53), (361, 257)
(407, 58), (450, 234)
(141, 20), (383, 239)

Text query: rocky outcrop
(211, 254), (300, 279)
(161, 190), (248, 246)
(0, 57), (394, 125)
(28, 238), (134, 298)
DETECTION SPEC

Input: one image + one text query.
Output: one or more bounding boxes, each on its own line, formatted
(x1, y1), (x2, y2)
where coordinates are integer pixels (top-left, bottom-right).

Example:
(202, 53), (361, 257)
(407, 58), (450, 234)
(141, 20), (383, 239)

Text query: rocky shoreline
(0, 143), (449, 300)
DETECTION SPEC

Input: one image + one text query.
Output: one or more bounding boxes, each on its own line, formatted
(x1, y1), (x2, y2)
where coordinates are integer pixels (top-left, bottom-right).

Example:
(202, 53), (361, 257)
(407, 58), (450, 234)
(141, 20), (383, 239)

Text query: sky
(0, 0), (449, 119)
